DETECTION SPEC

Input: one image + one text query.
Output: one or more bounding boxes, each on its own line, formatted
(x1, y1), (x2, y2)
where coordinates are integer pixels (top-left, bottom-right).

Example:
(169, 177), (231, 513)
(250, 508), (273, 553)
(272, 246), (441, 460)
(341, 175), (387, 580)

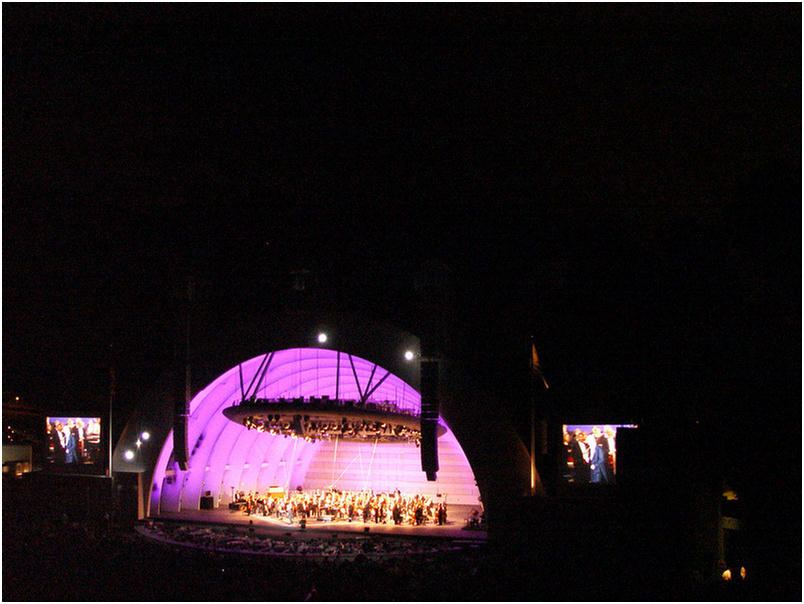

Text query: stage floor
(154, 504), (486, 541)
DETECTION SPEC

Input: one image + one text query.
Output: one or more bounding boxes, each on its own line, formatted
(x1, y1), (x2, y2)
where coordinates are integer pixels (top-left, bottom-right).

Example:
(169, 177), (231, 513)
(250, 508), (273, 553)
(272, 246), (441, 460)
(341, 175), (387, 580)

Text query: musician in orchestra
(437, 503), (447, 525)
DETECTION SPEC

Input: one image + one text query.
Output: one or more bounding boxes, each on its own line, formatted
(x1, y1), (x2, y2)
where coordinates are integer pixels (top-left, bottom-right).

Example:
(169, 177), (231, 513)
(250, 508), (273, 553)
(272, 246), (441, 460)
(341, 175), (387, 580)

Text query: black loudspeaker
(174, 396), (190, 471)
(613, 427), (642, 485)
(200, 496), (214, 510)
(420, 358), (439, 479)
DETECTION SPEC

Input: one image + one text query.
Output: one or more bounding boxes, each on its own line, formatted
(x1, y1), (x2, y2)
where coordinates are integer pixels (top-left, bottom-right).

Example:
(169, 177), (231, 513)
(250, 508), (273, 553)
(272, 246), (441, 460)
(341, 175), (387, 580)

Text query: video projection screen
(561, 424), (637, 484)
(45, 417), (103, 471)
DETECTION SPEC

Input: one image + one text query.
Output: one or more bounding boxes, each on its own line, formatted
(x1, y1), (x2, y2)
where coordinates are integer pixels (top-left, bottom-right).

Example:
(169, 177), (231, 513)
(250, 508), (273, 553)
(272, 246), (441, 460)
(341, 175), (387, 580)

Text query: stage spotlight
(124, 449), (135, 461)
(317, 332), (328, 344)
(404, 350), (415, 361)
(141, 431), (150, 441)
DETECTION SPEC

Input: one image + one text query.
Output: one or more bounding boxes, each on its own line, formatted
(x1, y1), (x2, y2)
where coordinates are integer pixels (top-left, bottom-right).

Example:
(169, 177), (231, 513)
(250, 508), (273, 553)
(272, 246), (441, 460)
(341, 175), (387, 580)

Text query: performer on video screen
(588, 432), (609, 484)
(61, 422), (78, 465)
(604, 425), (616, 475)
(51, 421), (66, 464)
(86, 419), (101, 463)
(75, 419), (87, 460)
(570, 429), (590, 483)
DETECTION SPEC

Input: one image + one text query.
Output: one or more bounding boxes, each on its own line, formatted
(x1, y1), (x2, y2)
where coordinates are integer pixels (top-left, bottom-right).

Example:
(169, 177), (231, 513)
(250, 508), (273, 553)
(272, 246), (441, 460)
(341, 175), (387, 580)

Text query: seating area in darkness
(141, 521), (462, 558)
(3, 477), (758, 602)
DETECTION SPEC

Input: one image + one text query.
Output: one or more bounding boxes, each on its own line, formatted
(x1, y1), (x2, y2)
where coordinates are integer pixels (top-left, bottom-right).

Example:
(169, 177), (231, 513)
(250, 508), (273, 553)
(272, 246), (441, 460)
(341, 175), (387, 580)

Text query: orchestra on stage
(231, 487), (449, 526)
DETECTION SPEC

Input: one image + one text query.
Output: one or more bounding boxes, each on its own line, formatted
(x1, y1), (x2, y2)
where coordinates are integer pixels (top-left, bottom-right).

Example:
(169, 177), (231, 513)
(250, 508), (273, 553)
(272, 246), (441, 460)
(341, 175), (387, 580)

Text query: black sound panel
(613, 427), (642, 485)
(200, 495), (214, 510)
(420, 358), (439, 479)
(174, 396), (189, 471)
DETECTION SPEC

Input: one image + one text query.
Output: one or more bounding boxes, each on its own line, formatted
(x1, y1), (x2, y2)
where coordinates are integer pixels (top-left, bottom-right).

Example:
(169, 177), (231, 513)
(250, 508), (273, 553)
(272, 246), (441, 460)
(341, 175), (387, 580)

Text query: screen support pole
(109, 364), (115, 479)
(530, 394), (536, 495)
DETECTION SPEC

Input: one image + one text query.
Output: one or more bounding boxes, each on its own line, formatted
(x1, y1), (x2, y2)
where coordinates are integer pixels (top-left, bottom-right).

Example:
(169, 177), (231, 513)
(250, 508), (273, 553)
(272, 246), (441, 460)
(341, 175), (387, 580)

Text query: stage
(152, 503), (486, 542)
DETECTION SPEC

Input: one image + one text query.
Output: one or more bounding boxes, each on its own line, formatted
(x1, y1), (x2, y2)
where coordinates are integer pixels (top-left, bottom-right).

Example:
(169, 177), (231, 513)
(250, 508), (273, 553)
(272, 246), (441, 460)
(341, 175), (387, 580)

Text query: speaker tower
(174, 394), (189, 471)
(420, 356), (439, 480)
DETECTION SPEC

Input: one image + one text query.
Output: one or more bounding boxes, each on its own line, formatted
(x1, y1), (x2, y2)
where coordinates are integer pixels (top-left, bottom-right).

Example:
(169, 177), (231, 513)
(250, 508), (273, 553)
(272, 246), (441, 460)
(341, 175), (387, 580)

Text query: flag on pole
(530, 343), (540, 372)
(530, 342), (550, 389)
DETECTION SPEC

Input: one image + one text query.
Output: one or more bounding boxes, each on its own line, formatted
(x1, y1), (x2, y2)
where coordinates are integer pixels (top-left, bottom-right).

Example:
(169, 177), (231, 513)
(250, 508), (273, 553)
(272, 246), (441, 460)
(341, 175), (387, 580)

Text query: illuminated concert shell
(149, 348), (481, 513)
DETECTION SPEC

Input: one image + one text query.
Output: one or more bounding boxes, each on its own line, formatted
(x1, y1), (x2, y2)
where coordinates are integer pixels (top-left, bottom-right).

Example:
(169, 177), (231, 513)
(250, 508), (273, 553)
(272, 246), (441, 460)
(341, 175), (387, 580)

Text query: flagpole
(108, 354), (116, 522)
(529, 338), (549, 496)
(530, 390), (536, 495)
(108, 361), (115, 478)
(529, 337), (536, 495)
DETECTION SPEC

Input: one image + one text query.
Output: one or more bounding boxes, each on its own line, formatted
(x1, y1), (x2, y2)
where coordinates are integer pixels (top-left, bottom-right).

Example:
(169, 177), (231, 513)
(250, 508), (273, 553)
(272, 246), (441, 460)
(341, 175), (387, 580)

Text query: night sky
(4, 5), (800, 474)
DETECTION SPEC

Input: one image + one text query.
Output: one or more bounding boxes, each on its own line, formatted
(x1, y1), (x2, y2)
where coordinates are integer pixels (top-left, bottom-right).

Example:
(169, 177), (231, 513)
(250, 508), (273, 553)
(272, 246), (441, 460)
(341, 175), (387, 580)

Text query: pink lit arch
(149, 348), (480, 515)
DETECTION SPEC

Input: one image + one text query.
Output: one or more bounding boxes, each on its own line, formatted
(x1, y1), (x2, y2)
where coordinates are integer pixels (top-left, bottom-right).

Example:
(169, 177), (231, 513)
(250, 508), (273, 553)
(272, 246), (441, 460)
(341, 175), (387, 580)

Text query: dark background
(3, 4), (801, 591)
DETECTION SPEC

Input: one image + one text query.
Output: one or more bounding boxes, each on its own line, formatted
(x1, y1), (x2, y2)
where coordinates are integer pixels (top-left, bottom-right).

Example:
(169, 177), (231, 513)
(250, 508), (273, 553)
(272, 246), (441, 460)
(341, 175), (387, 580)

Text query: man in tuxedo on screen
(51, 421), (66, 464)
(570, 429), (590, 483)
